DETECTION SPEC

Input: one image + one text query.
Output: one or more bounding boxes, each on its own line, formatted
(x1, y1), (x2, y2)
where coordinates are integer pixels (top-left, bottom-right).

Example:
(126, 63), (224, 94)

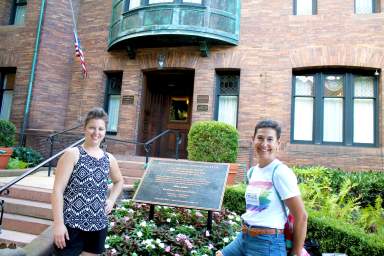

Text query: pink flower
(165, 246), (171, 252)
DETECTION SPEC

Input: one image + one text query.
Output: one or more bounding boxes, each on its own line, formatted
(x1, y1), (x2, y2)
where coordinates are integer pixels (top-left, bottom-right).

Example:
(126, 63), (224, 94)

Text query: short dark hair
(253, 119), (281, 139)
(84, 107), (108, 127)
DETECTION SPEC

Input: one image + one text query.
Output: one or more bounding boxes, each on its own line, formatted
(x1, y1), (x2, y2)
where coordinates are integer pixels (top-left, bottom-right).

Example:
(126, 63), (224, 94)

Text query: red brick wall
(3, 0), (384, 171)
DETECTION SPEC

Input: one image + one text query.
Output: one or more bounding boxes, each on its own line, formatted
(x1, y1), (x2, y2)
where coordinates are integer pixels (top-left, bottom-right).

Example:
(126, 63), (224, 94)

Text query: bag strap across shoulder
(272, 164), (288, 218)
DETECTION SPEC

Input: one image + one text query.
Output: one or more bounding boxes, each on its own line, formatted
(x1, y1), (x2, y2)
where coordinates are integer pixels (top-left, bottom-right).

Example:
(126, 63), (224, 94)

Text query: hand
(53, 222), (69, 249)
(105, 199), (115, 214)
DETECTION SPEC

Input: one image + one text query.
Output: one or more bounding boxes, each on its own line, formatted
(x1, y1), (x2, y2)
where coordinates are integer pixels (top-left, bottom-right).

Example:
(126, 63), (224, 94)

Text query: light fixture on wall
(374, 69), (380, 76)
(157, 53), (165, 69)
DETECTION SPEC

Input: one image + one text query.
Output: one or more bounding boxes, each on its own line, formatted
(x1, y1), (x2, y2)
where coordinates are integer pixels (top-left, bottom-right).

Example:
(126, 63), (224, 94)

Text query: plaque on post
(133, 159), (229, 211)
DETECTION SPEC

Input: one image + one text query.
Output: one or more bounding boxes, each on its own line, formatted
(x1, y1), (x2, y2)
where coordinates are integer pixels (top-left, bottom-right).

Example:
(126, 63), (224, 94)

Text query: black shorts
(53, 225), (108, 255)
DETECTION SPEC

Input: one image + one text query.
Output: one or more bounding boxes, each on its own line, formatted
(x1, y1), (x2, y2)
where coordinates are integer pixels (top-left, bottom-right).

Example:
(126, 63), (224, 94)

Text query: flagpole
(68, 0), (77, 33)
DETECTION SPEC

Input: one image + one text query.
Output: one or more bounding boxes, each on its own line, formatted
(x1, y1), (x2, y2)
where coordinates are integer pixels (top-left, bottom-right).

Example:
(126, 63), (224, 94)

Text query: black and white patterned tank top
(63, 145), (110, 231)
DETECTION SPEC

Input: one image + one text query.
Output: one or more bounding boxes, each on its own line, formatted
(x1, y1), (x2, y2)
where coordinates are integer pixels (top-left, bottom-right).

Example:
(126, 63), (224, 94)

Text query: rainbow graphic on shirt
(245, 181), (273, 212)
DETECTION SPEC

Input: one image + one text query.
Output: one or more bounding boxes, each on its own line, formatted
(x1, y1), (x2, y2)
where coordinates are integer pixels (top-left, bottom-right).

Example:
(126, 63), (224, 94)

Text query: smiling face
(84, 118), (106, 146)
(253, 127), (280, 167)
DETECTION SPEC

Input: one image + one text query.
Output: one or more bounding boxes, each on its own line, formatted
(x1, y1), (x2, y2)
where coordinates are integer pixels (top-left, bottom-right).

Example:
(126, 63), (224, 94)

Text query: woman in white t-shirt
(217, 120), (308, 256)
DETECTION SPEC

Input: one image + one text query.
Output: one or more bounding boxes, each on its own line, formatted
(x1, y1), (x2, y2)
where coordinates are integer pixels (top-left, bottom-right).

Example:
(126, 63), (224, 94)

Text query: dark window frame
(104, 72), (123, 135)
(124, 0), (205, 12)
(214, 69), (240, 128)
(0, 69), (16, 120)
(9, 0), (27, 25)
(354, 0), (380, 14)
(291, 69), (379, 147)
(293, 0), (317, 15)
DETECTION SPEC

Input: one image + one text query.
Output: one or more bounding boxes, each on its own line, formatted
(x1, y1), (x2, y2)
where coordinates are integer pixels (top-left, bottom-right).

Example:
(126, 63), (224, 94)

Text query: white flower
(223, 237), (229, 243)
(228, 215), (234, 220)
(170, 228), (175, 232)
(205, 230), (210, 237)
(159, 242), (165, 248)
(155, 238), (161, 244)
(137, 231), (143, 237)
(140, 221), (147, 227)
(166, 218), (171, 223)
(105, 244), (110, 249)
(110, 222), (115, 227)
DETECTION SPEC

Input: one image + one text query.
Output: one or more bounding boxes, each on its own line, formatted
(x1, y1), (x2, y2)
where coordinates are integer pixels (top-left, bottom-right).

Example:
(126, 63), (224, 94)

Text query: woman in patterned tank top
(52, 108), (123, 255)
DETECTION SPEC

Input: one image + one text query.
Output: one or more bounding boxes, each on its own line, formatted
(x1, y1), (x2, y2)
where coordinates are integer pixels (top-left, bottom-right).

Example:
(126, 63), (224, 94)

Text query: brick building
(0, 0), (383, 171)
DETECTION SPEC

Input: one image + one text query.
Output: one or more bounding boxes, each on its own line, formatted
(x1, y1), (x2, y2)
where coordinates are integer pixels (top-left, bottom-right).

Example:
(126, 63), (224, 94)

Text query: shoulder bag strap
(272, 164), (288, 218)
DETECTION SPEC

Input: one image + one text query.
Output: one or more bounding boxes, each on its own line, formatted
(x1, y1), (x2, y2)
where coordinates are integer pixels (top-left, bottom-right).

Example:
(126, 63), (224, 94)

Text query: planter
(0, 147), (13, 169)
(226, 163), (239, 185)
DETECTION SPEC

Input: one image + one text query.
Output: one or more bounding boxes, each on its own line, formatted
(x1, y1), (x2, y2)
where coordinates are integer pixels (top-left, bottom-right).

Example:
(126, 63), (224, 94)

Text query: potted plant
(187, 121), (239, 185)
(0, 120), (16, 169)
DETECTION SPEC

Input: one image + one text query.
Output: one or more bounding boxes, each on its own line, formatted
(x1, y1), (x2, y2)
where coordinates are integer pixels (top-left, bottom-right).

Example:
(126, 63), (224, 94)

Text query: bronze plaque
(197, 104), (208, 112)
(197, 95), (209, 103)
(122, 95), (134, 105)
(133, 159), (229, 211)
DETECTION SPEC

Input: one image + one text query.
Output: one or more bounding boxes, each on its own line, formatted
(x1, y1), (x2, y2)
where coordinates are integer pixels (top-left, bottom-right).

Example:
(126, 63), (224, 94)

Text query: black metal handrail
(47, 124), (83, 176)
(0, 138), (85, 230)
(143, 129), (182, 164)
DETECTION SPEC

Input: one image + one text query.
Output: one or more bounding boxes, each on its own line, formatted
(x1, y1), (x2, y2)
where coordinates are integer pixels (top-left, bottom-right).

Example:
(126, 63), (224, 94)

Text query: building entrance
(138, 69), (194, 159)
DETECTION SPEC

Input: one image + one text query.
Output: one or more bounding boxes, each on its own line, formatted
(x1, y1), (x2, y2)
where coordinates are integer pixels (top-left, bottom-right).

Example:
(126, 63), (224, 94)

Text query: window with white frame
(294, 0), (316, 15)
(215, 70), (240, 128)
(10, 0), (27, 25)
(0, 71), (15, 120)
(104, 73), (122, 134)
(292, 70), (378, 146)
(355, 0), (380, 14)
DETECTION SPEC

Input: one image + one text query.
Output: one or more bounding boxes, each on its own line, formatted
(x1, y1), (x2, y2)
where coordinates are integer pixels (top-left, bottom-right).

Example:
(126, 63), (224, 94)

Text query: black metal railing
(0, 138), (85, 231)
(142, 129), (182, 164)
(47, 124), (83, 176)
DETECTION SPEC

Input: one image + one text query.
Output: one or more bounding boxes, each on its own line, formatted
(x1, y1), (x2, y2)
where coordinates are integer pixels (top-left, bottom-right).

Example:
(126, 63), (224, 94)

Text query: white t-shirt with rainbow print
(241, 159), (300, 229)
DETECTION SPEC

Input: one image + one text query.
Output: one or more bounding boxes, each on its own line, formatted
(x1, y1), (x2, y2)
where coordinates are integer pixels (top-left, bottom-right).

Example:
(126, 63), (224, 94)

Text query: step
(2, 213), (52, 235)
(0, 197), (52, 220)
(118, 161), (145, 177)
(0, 229), (37, 247)
(123, 176), (142, 186)
(1, 185), (52, 204)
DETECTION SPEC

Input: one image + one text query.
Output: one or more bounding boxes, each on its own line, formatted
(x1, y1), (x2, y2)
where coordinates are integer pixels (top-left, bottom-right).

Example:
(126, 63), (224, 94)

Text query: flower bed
(105, 199), (241, 256)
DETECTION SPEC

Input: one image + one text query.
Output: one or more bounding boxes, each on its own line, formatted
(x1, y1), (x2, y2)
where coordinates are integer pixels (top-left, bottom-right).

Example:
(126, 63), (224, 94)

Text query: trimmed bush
(187, 121), (239, 163)
(307, 209), (384, 256)
(11, 147), (43, 167)
(223, 183), (246, 215)
(7, 158), (29, 169)
(0, 119), (16, 147)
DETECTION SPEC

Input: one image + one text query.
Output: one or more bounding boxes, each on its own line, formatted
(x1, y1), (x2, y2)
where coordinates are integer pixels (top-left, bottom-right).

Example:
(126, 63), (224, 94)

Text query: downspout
(19, 0), (47, 145)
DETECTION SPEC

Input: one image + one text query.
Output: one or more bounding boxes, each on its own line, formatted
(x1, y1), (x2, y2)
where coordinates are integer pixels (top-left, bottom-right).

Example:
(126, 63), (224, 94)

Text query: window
(215, 70), (240, 128)
(292, 70), (378, 146)
(355, 0), (380, 14)
(0, 71), (15, 120)
(294, 0), (316, 15)
(104, 73), (122, 134)
(124, 0), (203, 11)
(10, 0), (27, 25)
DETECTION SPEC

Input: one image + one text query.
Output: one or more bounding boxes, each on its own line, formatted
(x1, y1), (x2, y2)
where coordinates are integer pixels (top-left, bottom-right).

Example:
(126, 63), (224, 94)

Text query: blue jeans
(221, 232), (286, 256)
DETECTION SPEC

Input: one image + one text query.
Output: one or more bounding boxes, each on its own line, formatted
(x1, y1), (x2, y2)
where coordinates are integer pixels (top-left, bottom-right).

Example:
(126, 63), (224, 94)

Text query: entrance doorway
(138, 69), (194, 159)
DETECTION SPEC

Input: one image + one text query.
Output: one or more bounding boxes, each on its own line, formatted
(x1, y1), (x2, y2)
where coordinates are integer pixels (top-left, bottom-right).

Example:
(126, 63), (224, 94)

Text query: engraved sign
(197, 104), (208, 112)
(197, 95), (209, 103)
(133, 159), (229, 211)
(122, 95), (134, 105)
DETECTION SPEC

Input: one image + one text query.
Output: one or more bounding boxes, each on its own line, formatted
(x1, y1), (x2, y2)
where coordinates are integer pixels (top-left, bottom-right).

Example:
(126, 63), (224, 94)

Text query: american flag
(74, 30), (87, 78)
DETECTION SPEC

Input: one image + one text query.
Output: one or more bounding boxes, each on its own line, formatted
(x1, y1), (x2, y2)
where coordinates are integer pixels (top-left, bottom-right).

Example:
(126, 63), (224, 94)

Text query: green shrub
(11, 147), (43, 167)
(0, 120), (16, 147)
(294, 166), (384, 208)
(187, 121), (239, 163)
(7, 158), (29, 169)
(307, 209), (384, 256)
(223, 183), (246, 215)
